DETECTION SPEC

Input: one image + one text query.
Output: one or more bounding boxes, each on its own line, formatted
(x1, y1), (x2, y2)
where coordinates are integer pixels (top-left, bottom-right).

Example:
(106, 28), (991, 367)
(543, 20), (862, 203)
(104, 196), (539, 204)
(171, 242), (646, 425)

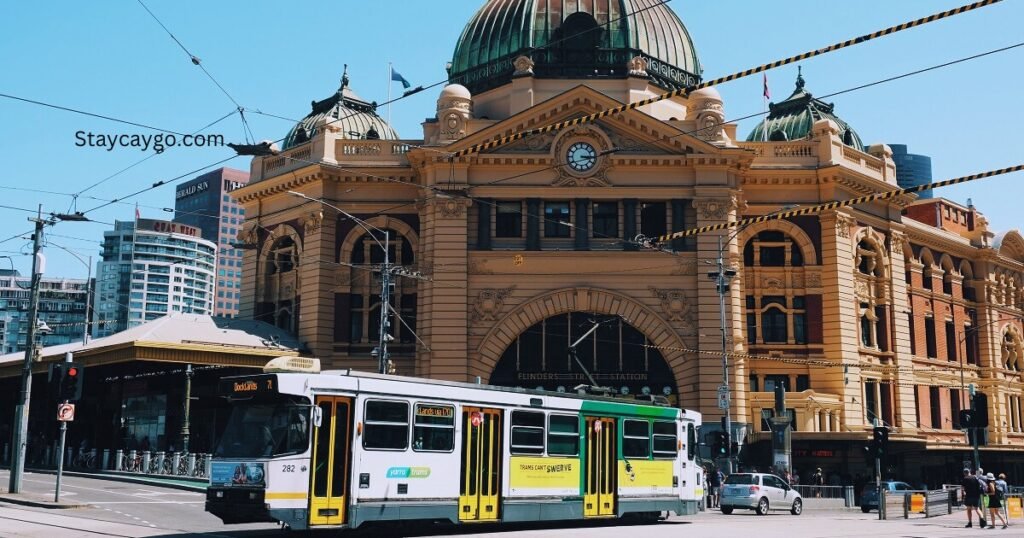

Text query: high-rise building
(888, 143), (933, 198)
(93, 219), (216, 337)
(0, 270), (90, 354)
(173, 167), (249, 318)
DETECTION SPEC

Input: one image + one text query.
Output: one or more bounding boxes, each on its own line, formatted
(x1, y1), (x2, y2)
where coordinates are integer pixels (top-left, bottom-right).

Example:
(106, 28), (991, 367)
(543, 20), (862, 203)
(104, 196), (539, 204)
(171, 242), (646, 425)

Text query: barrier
(1007, 495), (1023, 519)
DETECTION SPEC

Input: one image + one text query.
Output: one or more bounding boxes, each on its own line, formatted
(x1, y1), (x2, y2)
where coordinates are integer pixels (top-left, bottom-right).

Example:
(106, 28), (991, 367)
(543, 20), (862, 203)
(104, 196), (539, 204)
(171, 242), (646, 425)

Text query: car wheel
(720, 507), (733, 515)
(756, 497), (769, 515)
(861, 506), (871, 513)
(790, 498), (802, 516)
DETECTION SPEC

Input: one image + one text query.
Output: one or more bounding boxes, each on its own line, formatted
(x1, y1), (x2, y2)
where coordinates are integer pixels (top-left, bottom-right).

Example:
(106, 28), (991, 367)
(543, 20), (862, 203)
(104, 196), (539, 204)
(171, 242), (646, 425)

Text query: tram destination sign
(218, 374), (278, 398)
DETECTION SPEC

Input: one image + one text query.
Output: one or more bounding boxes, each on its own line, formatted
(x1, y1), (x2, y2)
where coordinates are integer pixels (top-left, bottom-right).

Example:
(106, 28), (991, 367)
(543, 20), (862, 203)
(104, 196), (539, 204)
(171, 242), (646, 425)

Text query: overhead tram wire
(272, 39), (1024, 252)
(247, 0), (677, 151)
(0, 93), (190, 137)
(642, 164), (1024, 247)
(447, 0), (1003, 159)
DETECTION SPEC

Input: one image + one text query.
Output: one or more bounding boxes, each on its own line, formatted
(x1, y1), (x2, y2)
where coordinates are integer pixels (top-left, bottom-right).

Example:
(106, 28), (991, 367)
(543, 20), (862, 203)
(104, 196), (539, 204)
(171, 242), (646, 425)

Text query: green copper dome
(450, 0), (702, 94)
(747, 68), (863, 148)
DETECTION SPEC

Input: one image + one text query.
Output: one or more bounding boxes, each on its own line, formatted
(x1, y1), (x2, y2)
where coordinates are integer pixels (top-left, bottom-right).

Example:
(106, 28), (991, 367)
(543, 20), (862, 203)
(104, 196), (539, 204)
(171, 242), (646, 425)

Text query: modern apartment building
(93, 219), (216, 338)
(0, 270), (90, 353)
(889, 144), (934, 199)
(173, 167), (249, 318)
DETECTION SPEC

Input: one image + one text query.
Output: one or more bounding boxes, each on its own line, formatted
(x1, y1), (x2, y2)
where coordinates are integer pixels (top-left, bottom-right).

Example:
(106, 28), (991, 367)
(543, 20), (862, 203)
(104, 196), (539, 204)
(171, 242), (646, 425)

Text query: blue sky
(1, 0), (1021, 278)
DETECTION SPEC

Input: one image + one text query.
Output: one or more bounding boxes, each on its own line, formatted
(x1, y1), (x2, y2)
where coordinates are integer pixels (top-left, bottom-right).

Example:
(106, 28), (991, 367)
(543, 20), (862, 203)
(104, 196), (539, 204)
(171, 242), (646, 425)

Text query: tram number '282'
(281, 465), (296, 473)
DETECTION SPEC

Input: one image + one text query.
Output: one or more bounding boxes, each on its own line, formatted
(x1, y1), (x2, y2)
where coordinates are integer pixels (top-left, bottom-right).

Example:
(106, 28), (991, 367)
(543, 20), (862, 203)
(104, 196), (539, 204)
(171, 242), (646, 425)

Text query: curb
(22, 468), (207, 493)
(0, 493), (88, 510)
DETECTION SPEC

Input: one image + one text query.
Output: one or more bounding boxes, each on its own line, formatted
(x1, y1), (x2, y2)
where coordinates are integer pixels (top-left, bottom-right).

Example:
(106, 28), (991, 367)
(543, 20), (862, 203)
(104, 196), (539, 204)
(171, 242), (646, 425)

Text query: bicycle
(120, 452), (142, 473)
(72, 451), (96, 469)
(193, 454), (208, 478)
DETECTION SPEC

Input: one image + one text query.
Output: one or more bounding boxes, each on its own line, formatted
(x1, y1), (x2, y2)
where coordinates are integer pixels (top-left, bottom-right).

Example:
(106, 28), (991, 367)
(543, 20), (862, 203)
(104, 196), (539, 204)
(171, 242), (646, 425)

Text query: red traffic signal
(59, 362), (84, 401)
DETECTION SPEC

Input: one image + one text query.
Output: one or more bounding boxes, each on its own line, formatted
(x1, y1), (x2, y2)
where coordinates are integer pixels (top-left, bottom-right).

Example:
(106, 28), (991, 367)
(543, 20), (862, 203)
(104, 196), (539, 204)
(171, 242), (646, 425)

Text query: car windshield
(215, 395), (311, 458)
(725, 474), (757, 485)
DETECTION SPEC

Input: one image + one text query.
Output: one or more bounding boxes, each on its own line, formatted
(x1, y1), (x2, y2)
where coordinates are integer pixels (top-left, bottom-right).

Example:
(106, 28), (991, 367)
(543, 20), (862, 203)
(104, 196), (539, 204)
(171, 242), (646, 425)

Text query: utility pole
(54, 351), (72, 502)
(8, 207), (47, 494)
(970, 384), (981, 471)
(713, 234), (737, 475)
(180, 364), (193, 453)
(376, 230), (391, 374)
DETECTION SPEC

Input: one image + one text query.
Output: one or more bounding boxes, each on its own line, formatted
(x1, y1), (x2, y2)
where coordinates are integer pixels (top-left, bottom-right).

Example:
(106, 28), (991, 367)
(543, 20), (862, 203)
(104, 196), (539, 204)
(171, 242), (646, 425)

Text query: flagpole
(387, 62), (392, 127)
(762, 74), (769, 142)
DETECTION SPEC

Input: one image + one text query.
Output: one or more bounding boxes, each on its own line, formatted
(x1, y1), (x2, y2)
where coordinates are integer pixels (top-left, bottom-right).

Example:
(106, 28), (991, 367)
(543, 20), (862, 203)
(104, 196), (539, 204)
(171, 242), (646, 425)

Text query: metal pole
(54, 352), (72, 502)
(82, 255), (91, 344)
(181, 364), (192, 454)
(876, 442), (883, 520)
(9, 207), (46, 494)
(970, 386), (981, 471)
(718, 235), (733, 474)
(377, 231), (390, 374)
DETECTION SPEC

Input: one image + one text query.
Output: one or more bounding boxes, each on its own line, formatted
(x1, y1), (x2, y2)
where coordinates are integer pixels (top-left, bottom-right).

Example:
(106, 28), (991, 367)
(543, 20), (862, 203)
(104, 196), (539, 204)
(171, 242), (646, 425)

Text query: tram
(205, 357), (702, 531)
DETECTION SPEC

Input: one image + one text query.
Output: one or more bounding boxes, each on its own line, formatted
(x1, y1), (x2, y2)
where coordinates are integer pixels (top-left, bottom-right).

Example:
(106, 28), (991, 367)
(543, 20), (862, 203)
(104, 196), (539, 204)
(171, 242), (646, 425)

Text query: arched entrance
(489, 312), (678, 403)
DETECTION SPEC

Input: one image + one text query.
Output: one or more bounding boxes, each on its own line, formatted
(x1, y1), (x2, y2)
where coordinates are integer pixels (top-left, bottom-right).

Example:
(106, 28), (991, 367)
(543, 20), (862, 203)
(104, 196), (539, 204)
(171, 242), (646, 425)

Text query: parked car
(859, 481), (914, 512)
(720, 472), (802, 515)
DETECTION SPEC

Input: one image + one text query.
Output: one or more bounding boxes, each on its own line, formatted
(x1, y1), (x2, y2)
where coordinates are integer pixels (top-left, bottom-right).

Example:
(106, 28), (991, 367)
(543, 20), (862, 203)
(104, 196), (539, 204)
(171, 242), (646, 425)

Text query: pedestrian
(793, 470), (800, 485)
(812, 467), (824, 498)
(709, 467), (722, 508)
(985, 472), (1009, 529)
(962, 468), (985, 528)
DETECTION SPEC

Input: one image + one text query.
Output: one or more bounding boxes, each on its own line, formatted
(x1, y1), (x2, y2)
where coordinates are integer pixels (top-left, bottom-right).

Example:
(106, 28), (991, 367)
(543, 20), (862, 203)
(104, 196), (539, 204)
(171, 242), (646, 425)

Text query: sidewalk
(0, 465), (207, 493)
(0, 489), (88, 509)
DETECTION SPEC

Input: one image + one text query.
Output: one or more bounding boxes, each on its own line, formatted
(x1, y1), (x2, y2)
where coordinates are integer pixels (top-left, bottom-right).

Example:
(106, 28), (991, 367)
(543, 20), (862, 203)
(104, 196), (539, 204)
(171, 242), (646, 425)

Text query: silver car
(720, 472), (803, 515)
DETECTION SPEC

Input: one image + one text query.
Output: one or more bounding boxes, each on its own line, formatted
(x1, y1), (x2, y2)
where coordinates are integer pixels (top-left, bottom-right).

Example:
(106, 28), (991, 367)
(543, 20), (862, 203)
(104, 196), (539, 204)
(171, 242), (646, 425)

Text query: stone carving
(693, 197), (735, 221)
(762, 277), (785, 291)
(302, 211), (323, 235)
(791, 273), (805, 288)
(806, 271), (822, 288)
(834, 213), (854, 239)
(468, 257), (492, 275)
(627, 56), (648, 77)
(472, 286), (515, 322)
(889, 230), (906, 254)
(441, 112), (466, 141)
(513, 55), (535, 77)
(854, 280), (870, 301)
(500, 132), (556, 153)
(436, 198), (469, 219)
(649, 287), (695, 323)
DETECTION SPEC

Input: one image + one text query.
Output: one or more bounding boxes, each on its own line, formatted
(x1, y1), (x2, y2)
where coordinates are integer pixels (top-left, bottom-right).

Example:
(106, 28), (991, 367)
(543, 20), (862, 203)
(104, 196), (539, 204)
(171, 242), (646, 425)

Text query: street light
(287, 191), (392, 374)
(45, 242), (92, 344)
(181, 364), (193, 454)
(707, 205), (797, 474)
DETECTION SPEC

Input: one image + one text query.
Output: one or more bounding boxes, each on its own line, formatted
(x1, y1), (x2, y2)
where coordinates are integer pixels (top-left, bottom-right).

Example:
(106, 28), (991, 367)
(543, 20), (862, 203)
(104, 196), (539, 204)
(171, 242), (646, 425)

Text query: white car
(720, 472), (803, 515)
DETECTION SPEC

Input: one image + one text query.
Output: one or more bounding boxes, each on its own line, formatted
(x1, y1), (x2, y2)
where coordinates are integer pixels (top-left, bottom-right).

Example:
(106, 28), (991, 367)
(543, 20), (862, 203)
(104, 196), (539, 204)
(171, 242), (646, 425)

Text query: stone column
(297, 205), (336, 361)
(887, 229), (917, 434)
(422, 192), (471, 381)
(817, 210), (864, 429)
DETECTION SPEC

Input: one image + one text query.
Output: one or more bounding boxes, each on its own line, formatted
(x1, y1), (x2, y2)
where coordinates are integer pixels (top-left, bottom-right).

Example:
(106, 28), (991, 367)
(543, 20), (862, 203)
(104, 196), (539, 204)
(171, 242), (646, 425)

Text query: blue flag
(391, 66), (411, 89)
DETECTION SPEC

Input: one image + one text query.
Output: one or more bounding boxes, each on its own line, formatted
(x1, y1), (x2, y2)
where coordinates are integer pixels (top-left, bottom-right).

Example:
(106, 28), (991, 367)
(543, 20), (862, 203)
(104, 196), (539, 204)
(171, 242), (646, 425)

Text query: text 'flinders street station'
(230, 0), (1024, 482)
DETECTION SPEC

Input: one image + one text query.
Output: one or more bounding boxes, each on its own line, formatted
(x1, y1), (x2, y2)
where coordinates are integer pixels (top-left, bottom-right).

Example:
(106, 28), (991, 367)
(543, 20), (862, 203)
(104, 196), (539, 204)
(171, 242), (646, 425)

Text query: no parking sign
(57, 403), (75, 422)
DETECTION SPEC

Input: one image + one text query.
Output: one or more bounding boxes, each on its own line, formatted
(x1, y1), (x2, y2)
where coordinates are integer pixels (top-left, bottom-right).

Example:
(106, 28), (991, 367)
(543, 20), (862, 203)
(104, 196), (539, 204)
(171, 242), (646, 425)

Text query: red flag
(763, 73), (770, 100)
(135, 205), (140, 220)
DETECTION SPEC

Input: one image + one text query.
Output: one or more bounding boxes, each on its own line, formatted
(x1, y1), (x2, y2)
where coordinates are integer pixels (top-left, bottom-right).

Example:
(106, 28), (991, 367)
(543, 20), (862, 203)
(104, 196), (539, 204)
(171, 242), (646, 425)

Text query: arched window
(744, 230), (804, 267)
(348, 230), (417, 346)
(856, 239), (883, 277)
(267, 236), (297, 274)
(762, 307), (788, 344)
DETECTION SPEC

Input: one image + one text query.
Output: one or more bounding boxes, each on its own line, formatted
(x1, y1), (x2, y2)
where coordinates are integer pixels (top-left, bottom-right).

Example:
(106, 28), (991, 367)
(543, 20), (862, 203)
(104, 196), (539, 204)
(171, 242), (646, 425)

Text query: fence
(792, 485), (856, 508)
(60, 448), (211, 479)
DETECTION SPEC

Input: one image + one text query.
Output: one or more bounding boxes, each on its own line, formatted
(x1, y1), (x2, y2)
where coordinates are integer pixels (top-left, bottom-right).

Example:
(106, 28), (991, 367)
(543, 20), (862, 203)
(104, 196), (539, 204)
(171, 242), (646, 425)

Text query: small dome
(747, 68), (863, 148)
(688, 86), (722, 101)
(450, 0), (701, 94)
(283, 67), (399, 149)
(439, 83), (472, 101)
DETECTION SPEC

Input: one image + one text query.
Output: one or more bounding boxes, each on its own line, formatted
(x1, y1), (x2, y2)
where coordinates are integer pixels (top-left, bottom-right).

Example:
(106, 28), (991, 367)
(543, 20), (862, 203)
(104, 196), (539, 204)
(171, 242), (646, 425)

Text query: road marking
(89, 501), (204, 504)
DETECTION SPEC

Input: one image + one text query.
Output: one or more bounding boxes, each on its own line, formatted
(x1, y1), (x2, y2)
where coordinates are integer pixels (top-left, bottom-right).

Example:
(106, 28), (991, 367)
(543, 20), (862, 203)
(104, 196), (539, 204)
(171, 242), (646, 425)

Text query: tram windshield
(216, 395), (311, 458)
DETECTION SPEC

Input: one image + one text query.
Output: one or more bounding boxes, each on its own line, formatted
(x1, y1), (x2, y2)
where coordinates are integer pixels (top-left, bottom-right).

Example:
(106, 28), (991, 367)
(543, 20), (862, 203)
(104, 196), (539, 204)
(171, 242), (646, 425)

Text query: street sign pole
(54, 351), (72, 502)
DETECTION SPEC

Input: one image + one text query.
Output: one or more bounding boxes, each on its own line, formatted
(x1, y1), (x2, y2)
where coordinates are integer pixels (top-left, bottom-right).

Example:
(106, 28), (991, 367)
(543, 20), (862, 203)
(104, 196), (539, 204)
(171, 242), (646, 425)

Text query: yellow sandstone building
(231, 0), (1024, 484)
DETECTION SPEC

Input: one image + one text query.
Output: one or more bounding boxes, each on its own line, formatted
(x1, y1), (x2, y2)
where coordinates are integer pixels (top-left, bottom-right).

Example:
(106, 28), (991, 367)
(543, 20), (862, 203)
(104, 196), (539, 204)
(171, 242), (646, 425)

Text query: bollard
(102, 449), (110, 470)
(142, 451), (151, 474)
(155, 451), (164, 474)
(115, 449), (123, 471)
(172, 453), (181, 475)
(187, 453), (196, 476)
(844, 485), (854, 507)
(129, 450), (137, 472)
(205, 454), (212, 478)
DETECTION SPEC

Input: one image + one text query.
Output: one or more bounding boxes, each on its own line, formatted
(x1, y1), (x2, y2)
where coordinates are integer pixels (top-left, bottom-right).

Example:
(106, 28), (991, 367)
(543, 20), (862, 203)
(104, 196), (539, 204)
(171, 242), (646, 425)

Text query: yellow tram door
(309, 396), (352, 526)
(459, 407), (502, 521)
(584, 417), (617, 517)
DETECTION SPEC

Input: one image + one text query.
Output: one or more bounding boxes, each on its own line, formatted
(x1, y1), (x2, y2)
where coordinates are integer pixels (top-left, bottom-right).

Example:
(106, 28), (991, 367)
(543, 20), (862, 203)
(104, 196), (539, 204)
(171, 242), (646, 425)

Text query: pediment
(444, 85), (729, 160)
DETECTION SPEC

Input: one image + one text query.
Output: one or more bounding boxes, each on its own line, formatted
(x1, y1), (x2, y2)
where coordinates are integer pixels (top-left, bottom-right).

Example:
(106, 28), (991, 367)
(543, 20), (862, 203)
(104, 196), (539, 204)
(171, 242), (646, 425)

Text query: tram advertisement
(211, 462), (266, 487)
(509, 457), (578, 489)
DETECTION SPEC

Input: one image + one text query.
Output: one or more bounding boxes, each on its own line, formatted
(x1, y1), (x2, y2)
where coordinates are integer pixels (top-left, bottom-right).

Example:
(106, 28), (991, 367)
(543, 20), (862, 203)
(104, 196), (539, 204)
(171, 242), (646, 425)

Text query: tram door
(309, 396), (352, 526)
(459, 407), (502, 521)
(584, 417), (617, 517)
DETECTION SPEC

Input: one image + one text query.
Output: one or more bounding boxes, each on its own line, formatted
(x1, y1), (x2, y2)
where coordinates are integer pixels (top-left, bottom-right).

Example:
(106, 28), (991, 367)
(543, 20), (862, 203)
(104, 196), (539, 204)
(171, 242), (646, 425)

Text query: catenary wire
(0, 92), (189, 136)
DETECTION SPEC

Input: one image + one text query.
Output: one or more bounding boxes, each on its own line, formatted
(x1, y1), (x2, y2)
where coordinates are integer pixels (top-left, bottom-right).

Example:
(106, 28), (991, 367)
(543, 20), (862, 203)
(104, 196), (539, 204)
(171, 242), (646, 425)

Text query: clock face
(566, 142), (597, 172)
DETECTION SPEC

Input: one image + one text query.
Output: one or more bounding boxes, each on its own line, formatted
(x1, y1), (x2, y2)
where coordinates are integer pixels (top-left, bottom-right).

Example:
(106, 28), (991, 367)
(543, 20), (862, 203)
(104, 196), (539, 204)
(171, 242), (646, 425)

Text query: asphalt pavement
(0, 470), (1015, 538)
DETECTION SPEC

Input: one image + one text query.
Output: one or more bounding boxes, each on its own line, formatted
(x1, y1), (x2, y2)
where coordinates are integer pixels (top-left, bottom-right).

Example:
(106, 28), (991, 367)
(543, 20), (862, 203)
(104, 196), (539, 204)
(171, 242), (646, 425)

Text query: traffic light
(973, 392), (989, 428)
(712, 431), (728, 457)
(872, 426), (889, 458)
(959, 409), (974, 429)
(47, 363), (65, 400)
(59, 363), (84, 401)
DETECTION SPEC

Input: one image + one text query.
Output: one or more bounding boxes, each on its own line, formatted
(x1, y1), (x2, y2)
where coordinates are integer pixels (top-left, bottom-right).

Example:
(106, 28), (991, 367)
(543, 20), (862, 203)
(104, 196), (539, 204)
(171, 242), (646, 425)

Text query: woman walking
(985, 472), (1009, 529)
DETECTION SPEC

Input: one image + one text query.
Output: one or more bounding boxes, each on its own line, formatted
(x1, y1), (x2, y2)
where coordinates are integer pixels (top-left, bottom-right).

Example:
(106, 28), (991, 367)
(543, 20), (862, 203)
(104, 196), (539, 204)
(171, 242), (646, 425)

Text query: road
(0, 472), (1013, 538)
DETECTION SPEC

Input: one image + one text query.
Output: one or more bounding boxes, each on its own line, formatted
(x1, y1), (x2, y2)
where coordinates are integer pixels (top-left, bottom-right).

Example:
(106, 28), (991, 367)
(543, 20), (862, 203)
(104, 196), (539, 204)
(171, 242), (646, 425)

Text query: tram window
(652, 421), (677, 459)
(510, 411), (545, 455)
(547, 414), (579, 456)
(622, 419), (650, 459)
(363, 400), (409, 450)
(687, 423), (697, 460)
(413, 403), (455, 452)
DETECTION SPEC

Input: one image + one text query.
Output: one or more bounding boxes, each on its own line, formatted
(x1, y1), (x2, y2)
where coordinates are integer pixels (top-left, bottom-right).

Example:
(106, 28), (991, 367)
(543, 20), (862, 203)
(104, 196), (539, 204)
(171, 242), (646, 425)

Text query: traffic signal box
(865, 426), (889, 461)
(47, 362), (84, 401)
(712, 431), (730, 457)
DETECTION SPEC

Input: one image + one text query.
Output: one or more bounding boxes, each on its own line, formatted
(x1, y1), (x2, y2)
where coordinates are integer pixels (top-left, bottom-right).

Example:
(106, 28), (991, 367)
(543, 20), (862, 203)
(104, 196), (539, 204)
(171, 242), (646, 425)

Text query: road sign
(593, 420), (603, 433)
(470, 411), (483, 427)
(57, 403), (75, 422)
(718, 390), (730, 410)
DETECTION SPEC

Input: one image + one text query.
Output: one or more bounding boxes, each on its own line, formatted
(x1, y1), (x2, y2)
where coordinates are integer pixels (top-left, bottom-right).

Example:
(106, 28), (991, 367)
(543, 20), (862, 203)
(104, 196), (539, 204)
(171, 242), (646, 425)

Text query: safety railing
(793, 485), (847, 499)
(880, 489), (954, 519)
(103, 450), (211, 479)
